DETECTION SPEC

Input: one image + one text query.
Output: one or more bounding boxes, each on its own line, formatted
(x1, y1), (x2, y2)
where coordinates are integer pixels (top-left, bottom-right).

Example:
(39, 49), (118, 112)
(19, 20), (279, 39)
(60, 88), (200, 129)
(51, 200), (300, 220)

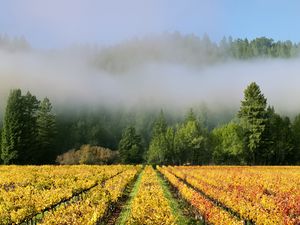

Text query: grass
(116, 167), (202, 225)
(155, 169), (203, 225)
(115, 169), (144, 225)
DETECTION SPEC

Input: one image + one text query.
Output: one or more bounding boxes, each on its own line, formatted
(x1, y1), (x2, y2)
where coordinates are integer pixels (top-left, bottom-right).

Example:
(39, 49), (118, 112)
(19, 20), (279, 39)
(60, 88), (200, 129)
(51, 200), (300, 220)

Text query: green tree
(238, 82), (267, 165)
(165, 127), (175, 164)
(263, 107), (294, 165)
(211, 121), (244, 164)
(147, 111), (170, 165)
(291, 114), (300, 164)
(36, 98), (57, 163)
(250, 37), (274, 57)
(0, 127), (2, 164)
(174, 109), (209, 165)
(1, 89), (24, 164)
(20, 92), (39, 164)
(0, 89), (57, 164)
(118, 126), (143, 164)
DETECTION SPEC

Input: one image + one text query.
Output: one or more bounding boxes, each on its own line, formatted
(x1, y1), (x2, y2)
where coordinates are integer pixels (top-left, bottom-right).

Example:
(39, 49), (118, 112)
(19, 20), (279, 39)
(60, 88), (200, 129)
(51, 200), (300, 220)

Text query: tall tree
(291, 114), (300, 164)
(263, 107), (294, 165)
(174, 109), (209, 165)
(20, 92), (39, 164)
(238, 82), (267, 165)
(0, 127), (2, 164)
(165, 127), (175, 164)
(211, 121), (244, 165)
(0, 90), (57, 164)
(118, 126), (143, 164)
(36, 98), (57, 163)
(147, 111), (170, 165)
(1, 89), (24, 164)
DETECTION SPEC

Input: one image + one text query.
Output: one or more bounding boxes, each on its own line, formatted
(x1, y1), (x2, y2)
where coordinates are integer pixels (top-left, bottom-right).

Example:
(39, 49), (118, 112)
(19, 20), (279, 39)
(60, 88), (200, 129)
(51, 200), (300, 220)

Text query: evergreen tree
(118, 126), (143, 164)
(0, 89), (57, 164)
(147, 111), (170, 165)
(174, 109), (209, 165)
(262, 107), (294, 164)
(1, 89), (24, 164)
(165, 127), (175, 164)
(20, 92), (39, 164)
(291, 114), (300, 164)
(0, 127), (2, 164)
(36, 98), (57, 163)
(211, 121), (244, 164)
(238, 82), (267, 165)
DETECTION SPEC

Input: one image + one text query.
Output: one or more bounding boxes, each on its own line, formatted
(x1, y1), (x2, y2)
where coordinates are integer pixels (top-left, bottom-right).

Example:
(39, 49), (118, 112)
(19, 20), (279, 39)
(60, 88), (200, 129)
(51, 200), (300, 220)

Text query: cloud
(0, 36), (300, 117)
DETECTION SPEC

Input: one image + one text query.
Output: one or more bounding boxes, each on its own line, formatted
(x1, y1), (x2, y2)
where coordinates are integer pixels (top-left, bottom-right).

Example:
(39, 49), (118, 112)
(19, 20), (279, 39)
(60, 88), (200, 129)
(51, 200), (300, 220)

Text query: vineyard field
(0, 165), (299, 225)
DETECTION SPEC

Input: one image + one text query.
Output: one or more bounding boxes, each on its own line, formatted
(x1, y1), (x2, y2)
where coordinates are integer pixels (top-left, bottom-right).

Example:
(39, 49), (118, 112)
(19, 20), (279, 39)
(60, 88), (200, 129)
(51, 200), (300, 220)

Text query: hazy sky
(1, 0), (300, 48)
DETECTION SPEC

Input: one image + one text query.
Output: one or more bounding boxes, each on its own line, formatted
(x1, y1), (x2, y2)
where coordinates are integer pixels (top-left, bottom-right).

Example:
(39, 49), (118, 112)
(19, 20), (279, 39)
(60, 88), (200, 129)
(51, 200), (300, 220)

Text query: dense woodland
(1, 33), (300, 67)
(1, 34), (300, 165)
(90, 34), (300, 74)
(0, 82), (300, 165)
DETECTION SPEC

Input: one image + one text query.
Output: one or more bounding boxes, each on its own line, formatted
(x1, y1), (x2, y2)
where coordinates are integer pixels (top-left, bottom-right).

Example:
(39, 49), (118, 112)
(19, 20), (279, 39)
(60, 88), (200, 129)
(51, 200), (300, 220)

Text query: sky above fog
(0, 0), (300, 48)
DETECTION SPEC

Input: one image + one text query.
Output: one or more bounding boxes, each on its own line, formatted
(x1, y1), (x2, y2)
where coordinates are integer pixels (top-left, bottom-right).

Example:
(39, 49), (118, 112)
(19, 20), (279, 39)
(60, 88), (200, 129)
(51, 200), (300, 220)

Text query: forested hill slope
(91, 33), (300, 73)
(1, 32), (299, 72)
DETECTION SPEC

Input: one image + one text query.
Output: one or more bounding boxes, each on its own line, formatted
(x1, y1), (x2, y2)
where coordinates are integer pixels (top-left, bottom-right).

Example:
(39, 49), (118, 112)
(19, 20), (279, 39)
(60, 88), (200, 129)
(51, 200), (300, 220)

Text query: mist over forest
(1, 33), (300, 115)
(1, 33), (300, 165)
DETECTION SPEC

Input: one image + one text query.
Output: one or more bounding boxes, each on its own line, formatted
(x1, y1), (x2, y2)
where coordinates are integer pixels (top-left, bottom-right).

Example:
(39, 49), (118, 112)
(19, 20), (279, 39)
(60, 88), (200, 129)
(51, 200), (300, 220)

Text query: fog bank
(0, 39), (300, 116)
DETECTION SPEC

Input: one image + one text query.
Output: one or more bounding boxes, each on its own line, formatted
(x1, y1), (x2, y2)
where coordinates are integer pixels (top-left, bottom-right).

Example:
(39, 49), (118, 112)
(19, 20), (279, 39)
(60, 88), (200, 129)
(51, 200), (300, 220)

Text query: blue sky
(0, 0), (299, 48)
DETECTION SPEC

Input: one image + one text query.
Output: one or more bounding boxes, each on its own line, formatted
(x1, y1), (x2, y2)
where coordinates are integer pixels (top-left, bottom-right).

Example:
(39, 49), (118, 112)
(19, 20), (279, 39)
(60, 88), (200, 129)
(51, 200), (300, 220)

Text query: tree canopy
(1, 89), (56, 164)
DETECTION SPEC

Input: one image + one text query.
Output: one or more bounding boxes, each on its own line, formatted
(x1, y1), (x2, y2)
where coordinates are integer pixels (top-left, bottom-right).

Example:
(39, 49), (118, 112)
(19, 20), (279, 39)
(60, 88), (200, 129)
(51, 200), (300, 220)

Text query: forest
(0, 34), (300, 165)
(0, 81), (300, 165)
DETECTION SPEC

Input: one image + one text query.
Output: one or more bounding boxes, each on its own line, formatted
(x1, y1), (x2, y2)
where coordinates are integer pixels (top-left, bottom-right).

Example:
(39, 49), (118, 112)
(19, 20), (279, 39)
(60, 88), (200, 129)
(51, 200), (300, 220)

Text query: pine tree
(0, 127), (2, 164)
(292, 114), (300, 164)
(36, 98), (57, 163)
(238, 82), (267, 164)
(174, 109), (208, 165)
(20, 92), (39, 164)
(0, 90), (55, 164)
(1, 89), (23, 164)
(264, 107), (294, 165)
(118, 126), (143, 164)
(147, 111), (170, 165)
(165, 127), (175, 164)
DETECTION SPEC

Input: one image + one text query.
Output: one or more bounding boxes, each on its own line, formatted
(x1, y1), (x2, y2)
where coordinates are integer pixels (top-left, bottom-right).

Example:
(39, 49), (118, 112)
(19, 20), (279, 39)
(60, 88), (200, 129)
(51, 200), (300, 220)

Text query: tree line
(223, 36), (298, 59)
(119, 82), (300, 165)
(2, 33), (299, 71)
(93, 34), (300, 73)
(0, 83), (300, 165)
